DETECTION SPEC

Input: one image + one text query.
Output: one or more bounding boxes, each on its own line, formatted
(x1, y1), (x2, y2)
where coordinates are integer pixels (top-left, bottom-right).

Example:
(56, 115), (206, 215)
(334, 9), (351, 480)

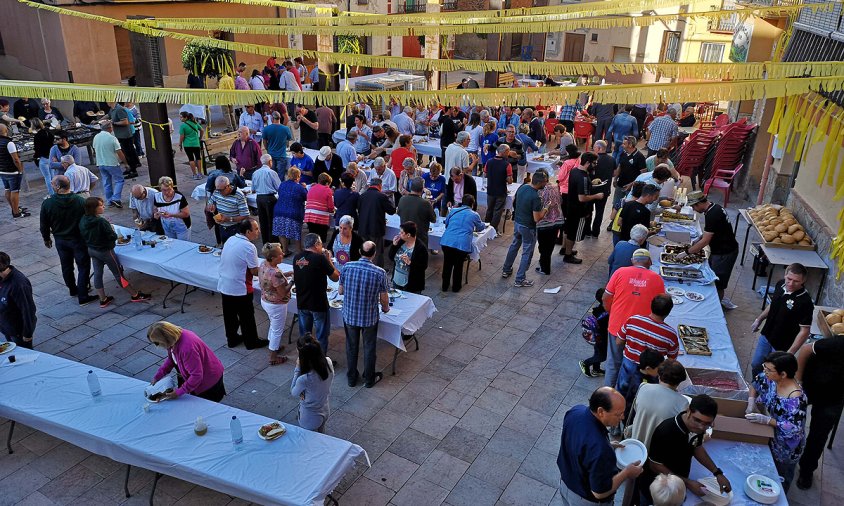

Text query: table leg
(762, 265), (776, 310)
(124, 465), (132, 498)
(6, 420), (15, 454)
(287, 313), (299, 345)
(740, 226), (751, 266)
(391, 347), (400, 376)
(149, 472), (163, 506)
(816, 272), (826, 305)
(162, 281), (181, 310)
(326, 494), (339, 506)
(180, 286), (197, 314)
(733, 212), (740, 235)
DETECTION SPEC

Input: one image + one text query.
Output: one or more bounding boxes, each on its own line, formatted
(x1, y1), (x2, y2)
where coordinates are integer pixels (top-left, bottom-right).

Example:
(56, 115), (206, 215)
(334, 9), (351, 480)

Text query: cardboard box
(712, 416), (774, 445)
(714, 397), (749, 419)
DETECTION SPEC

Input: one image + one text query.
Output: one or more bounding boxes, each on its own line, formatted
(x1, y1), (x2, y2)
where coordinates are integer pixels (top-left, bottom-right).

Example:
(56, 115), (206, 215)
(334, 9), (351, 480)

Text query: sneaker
(79, 295), (99, 306)
(12, 211), (31, 218)
(513, 279), (534, 287)
(594, 367), (606, 376)
(579, 360), (597, 378)
(502, 271), (512, 278)
(563, 255), (583, 264)
(720, 298), (738, 310)
(131, 292), (152, 302)
(535, 267), (550, 275)
(99, 296), (115, 308)
(108, 201), (118, 208)
(111, 201), (123, 209)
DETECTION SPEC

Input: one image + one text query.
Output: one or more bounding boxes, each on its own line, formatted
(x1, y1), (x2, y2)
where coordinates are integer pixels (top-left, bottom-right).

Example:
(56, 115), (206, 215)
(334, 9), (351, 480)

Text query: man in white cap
(685, 190), (739, 309)
(314, 146), (344, 189)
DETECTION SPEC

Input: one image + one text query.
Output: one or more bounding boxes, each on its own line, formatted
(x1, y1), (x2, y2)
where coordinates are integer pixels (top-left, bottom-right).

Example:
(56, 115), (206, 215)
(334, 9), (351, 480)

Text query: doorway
(562, 33), (585, 62)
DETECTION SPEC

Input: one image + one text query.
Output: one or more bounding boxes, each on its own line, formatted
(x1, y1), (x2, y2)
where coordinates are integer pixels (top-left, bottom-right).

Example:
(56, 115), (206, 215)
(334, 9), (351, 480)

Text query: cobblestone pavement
(0, 119), (840, 506)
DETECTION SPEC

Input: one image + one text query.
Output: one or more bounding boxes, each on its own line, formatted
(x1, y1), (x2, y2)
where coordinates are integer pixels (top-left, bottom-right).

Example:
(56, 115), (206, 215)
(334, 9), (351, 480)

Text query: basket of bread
(818, 308), (844, 338)
(746, 204), (814, 250)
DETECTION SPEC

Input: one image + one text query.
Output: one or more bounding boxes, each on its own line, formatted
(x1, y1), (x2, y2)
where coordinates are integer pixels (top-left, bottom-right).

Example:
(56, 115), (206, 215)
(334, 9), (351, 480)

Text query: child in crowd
(580, 288), (609, 377)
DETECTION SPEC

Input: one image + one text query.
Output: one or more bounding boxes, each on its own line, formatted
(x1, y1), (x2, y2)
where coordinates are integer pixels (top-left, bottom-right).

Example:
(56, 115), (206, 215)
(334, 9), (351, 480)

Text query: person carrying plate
(147, 321), (226, 402)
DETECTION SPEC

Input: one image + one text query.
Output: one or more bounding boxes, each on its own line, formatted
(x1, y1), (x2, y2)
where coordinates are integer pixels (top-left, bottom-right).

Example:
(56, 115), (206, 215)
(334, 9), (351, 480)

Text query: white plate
(671, 295), (684, 305)
(329, 300), (343, 309)
(685, 291), (705, 302)
(744, 474), (780, 504)
(212, 251), (222, 257)
(0, 342), (17, 355)
(258, 422), (286, 441)
(115, 241), (132, 247)
(698, 476), (733, 506)
(666, 287), (686, 296)
(197, 246), (214, 254)
(614, 438), (647, 469)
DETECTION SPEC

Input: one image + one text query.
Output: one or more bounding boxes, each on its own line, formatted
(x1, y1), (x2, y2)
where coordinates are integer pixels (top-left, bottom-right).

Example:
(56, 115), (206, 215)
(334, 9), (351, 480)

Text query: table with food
(385, 213), (497, 261)
(526, 152), (562, 176)
(0, 349), (367, 506)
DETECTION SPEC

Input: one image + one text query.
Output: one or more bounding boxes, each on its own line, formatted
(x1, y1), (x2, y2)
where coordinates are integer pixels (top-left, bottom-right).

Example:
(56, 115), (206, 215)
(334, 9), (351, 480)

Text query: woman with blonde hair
(259, 243), (292, 366)
(148, 321), (226, 402)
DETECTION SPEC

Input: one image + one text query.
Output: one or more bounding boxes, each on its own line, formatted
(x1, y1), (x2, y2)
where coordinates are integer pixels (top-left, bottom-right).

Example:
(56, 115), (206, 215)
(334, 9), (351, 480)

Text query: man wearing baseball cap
(685, 191), (739, 309)
(314, 146), (344, 189)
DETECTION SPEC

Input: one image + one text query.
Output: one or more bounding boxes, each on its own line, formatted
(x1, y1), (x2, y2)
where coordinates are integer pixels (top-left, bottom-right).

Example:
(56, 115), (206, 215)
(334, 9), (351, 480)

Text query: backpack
(581, 311), (608, 345)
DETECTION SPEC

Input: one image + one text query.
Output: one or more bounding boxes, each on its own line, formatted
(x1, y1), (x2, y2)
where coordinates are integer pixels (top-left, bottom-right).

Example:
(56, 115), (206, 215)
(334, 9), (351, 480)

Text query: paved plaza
(0, 128), (842, 506)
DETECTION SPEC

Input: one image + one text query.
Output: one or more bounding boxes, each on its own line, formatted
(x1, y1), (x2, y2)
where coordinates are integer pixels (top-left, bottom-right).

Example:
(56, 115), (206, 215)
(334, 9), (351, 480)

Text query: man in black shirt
(495, 125), (526, 177)
(796, 332), (844, 490)
(293, 233), (340, 352)
(439, 107), (461, 163)
(590, 140), (616, 237)
(357, 177), (397, 267)
(296, 104), (320, 150)
(484, 144), (514, 232)
(687, 191), (740, 307)
(608, 136), (646, 229)
(563, 152), (605, 264)
(639, 395), (731, 504)
(618, 184), (659, 241)
(749, 263), (814, 377)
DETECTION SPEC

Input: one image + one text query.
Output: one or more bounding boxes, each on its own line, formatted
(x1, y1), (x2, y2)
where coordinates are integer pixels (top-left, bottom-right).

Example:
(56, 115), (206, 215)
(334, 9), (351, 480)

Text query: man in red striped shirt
(615, 294), (679, 410)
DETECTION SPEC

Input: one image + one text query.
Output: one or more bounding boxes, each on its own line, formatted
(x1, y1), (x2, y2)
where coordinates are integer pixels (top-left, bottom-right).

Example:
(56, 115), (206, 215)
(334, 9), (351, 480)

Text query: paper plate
(698, 476), (732, 506)
(671, 295), (684, 305)
(614, 438), (647, 469)
(0, 342), (17, 355)
(744, 474), (780, 504)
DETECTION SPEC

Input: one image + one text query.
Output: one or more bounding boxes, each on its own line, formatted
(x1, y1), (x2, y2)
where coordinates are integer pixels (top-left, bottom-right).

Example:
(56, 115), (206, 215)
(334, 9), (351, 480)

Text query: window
(700, 43), (726, 62)
(661, 31), (681, 62)
(612, 46), (631, 63)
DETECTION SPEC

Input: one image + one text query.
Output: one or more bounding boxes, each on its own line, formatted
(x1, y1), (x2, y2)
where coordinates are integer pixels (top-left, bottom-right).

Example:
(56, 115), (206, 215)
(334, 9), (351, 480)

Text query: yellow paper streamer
(139, 119), (172, 151)
(208, 0), (337, 14)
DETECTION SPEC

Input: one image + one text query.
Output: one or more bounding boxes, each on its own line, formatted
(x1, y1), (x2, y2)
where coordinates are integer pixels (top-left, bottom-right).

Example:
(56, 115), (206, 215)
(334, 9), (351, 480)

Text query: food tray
(678, 324), (711, 356)
(681, 368), (749, 400)
(660, 252), (707, 266)
(679, 324), (709, 340)
(745, 209), (816, 251)
(660, 266), (704, 280)
(659, 210), (695, 223)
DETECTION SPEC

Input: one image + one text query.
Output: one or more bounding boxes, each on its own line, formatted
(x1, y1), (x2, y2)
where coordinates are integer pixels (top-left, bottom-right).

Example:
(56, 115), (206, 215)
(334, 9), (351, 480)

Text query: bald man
(558, 387), (643, 505)
(339, 240), (390, 388)
(40, 176), (97, 305)
(129, 184), (160, 232)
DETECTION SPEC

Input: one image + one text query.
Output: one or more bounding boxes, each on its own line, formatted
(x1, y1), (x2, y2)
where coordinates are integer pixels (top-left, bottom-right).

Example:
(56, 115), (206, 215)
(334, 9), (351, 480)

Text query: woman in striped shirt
(304, 173), (335, 244)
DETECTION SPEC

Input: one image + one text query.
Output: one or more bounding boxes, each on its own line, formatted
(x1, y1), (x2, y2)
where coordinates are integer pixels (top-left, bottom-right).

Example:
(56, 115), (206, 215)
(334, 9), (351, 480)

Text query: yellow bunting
(139, 119), (172, 151)
(208, 0), (337, 14)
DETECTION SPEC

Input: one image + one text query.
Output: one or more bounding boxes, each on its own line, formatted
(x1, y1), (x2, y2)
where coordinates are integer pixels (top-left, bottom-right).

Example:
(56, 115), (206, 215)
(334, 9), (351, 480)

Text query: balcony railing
(396, 2), (427, 13)
(442, 0), (458, 11)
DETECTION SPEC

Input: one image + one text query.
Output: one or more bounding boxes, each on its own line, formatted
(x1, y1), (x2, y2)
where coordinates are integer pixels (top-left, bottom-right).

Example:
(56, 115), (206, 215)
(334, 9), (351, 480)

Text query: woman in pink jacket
(304, 172), (335, 244)
(148, 321), (226, 402)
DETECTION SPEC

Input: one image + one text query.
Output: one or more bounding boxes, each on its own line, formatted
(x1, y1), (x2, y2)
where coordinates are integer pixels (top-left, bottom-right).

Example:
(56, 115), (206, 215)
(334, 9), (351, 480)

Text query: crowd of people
(0, 79), (841, 505)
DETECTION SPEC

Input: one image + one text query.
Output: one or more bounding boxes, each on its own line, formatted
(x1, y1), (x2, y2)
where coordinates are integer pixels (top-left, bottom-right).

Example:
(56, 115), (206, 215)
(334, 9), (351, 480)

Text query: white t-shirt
(217, 233), (259, 296)
(444, 143), (469, 173)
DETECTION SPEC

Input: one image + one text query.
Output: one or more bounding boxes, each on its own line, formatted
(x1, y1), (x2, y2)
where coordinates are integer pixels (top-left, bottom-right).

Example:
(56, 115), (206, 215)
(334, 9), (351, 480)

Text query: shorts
(565, 215), (587, 242)
(184, 146), (202, 162)
(0, 173), (22, 192)
(710, 249), (739, 291)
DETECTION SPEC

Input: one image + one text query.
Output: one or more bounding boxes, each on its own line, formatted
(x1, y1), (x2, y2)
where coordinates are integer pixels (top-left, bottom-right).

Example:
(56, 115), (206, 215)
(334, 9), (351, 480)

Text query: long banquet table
(0, 349), (367, 506)
(112, 226), (437, 352)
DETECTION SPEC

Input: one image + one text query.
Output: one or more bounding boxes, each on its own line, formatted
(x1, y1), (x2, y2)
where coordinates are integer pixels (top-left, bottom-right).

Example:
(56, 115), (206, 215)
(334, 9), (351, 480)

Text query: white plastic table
(0, 350), (367, 506)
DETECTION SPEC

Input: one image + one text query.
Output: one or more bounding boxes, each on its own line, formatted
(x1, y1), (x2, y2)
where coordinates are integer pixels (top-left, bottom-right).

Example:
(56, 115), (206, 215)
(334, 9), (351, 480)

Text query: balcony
(708, 15), (739, 33)
(396, 2), (427, 13)
(441, 0), (458, 10)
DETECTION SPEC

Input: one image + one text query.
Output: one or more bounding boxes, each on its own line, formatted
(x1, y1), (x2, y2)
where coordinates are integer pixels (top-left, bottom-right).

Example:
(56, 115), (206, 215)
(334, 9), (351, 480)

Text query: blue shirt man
(607, 111), (639, 146)
(262, 112), (292, 175)
(336, 136), (358, 169)
(238, 107), (264, 141)
(339, 243), (390, 388)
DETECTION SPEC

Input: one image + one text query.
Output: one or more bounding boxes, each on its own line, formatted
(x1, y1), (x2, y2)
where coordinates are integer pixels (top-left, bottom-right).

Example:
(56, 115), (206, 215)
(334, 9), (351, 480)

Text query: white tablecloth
(0, 350), (366, 506)
(476, 181), (522, 211)
(685, 440), (787, 506)
(526, 153), (560, 176)
(112, 227), (437, 351)
(333, 129), (442, 158)
(384, 213), (497, 261)
(649, 244), (741, 374)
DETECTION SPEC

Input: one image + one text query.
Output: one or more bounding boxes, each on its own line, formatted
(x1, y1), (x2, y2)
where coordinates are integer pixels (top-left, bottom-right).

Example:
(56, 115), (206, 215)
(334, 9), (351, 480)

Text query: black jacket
(388, 238), (429, 293)
(357, 187), (396, 238)
(0, 267), (37, 339)
(445, 174), (478, 210)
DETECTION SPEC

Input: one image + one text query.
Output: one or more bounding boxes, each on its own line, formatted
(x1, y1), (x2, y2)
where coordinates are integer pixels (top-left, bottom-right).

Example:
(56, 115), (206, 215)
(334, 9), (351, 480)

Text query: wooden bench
(201, 131), (239, 168)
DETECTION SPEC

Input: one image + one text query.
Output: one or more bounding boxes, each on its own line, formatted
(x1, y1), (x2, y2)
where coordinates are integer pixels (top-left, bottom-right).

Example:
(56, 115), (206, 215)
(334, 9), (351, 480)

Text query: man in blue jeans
(293, 233), (340, 354)
(340, 241), (390, 388)
(502, 170), (548, 287)
(262, 111), (292, 177)
(91, 121), (127, 208)
(749, 263), (813, 378)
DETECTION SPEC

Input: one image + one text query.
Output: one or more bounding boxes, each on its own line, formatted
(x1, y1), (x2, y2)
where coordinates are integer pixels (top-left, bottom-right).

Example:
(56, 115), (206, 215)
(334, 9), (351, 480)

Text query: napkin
(543, 286), (562, 294)
(144, 375), (176, 398)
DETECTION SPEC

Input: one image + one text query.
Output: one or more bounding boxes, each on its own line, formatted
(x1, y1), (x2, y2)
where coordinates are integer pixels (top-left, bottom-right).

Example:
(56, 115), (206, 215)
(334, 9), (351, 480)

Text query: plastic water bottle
(133, 228), (142, 250)
(87, 370), (102, 397)
(230, 416), (243, 447)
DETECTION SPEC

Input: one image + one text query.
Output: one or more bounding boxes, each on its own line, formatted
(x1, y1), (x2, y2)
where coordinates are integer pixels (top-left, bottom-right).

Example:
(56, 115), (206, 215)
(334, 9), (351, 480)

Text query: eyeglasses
(689, 414), (714, 428)
(762, 365), (777, 374)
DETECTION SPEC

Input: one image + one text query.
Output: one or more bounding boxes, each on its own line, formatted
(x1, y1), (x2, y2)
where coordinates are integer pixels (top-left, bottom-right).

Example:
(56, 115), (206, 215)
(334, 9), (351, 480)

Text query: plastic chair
(704, 164), (743, 208)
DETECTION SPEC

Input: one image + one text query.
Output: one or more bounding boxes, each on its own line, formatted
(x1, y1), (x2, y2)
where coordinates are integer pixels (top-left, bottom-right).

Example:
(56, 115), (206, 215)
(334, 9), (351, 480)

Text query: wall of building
(0, 1), (71, 82)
